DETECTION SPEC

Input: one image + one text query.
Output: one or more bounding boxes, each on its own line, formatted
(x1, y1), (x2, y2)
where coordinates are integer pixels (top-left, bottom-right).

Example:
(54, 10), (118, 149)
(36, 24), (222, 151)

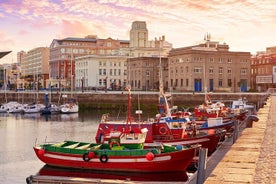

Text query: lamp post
(81, 77), (84, 93)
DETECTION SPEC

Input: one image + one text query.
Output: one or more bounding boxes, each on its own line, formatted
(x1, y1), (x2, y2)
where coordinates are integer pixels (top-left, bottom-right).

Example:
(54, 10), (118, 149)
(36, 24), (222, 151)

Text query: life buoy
(109, 140), (120, 149)
(100, 154), (108, 163)
(159, 126), (168, 135)
(82, 152), (91, 162)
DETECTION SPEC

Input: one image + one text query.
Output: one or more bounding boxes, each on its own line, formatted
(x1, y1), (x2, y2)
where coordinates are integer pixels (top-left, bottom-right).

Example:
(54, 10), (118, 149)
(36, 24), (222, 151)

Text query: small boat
(60, 99), (79, 114)
(40, 104), (60, 115)
(231, 98), (256, 115)
(7, 102), (25, 113)
(34, 131), (199, 172)
(0, 104), (8, 113)
(40, 93), (60, 114)
(24, 103), (45, 113)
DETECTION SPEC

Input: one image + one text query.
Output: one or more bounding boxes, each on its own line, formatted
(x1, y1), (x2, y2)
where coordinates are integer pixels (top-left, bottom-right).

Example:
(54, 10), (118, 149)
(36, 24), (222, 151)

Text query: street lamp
(81, 77), (84, 93)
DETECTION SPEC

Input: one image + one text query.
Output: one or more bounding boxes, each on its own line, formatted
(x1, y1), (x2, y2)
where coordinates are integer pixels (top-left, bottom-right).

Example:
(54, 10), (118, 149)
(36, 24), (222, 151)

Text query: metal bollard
(196, 148), (208, 184)
(233, 120), (239, 144)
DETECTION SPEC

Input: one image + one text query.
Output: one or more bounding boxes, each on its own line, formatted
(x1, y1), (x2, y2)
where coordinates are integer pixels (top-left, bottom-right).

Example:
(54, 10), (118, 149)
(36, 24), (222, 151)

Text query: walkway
(201, 95), (275, 183)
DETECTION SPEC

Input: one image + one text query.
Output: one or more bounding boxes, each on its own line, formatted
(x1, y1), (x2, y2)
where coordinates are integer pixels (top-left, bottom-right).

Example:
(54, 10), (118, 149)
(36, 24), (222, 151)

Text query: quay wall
(0, 91), (268, 111)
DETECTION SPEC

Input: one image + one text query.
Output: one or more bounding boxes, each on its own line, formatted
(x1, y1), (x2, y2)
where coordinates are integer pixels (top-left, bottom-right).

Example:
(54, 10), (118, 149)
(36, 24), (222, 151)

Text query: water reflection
(33, 165), (189, 182)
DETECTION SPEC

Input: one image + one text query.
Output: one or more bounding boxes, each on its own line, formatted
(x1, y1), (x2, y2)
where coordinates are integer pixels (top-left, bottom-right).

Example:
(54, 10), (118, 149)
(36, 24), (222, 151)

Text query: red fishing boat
(34, 87), (199, 173)
(96, 85), (225, 156)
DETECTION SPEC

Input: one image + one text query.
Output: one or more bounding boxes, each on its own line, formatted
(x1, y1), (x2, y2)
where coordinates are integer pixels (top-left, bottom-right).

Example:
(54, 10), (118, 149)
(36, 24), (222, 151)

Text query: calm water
(0, 112), (189, 183)
(0, 112), (103, 184)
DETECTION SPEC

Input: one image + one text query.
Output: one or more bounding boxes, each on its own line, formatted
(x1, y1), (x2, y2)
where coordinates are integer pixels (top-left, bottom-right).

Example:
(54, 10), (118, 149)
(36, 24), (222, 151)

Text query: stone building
(168, 35), (251, 92)
(251, 46), (276, 92)
(127, 57), (168, 91)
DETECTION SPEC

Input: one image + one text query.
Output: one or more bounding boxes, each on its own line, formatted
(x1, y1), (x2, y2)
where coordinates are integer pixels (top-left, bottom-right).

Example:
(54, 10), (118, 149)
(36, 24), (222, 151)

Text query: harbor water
(0, 111), (190, 184)
(0, 112), (103, 184)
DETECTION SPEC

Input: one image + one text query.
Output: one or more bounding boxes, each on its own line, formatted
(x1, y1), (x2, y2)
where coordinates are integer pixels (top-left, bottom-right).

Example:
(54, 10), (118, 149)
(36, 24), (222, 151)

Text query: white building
(75, 55), (128, 90)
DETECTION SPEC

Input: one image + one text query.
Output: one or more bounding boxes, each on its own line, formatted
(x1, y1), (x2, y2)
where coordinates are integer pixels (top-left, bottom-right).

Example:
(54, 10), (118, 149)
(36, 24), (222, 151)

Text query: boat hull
(34, 146), (196, 173)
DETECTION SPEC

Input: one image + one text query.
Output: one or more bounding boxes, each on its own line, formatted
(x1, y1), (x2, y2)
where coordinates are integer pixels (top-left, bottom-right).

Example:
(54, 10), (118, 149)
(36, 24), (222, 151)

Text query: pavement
(190, 95), (276, 184)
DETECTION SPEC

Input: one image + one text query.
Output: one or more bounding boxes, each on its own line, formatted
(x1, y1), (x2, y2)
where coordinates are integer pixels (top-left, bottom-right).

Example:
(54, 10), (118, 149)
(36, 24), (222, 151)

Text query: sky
(0, 0), (276, 64)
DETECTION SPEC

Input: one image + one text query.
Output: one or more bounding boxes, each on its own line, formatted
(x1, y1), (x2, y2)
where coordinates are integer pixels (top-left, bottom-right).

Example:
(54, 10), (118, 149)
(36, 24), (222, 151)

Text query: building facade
(48, 35), (129, 90)
(75, 55), (128, 90)
(251, 46), (276, 92)
(20, 47), (49, 90)
(127, 57), (168, 91)
(168, 36), (251, 92)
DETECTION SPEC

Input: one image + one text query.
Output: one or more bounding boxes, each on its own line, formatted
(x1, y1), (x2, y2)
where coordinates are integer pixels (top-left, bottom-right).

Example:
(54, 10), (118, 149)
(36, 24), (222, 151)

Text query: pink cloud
(60, 20), (93, 38)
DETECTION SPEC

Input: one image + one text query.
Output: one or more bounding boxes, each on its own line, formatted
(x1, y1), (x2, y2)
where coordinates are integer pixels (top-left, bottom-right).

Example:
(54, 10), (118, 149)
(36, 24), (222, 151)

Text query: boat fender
(100, 154), (108, 163)
(159, 126), (168, 135)
(109, 140), (120, 149)
(38, 149), (45, 156)
(83, 152), (94, 162)
(146, 152), (155, 161)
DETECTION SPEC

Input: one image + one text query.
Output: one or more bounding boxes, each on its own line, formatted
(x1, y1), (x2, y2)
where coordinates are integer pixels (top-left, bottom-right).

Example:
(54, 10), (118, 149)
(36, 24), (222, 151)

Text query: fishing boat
(33, 137), (199, 173)
(96, 82), (224, 156)
(34, 87), (199, 173)
(193, 93), (247, 122)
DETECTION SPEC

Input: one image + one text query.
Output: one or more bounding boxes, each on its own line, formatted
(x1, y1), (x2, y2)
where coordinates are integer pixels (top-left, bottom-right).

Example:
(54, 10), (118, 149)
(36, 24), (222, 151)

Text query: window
(194, 67), (201, 73)
(99, 69), (102, 75)
(146, 70), (150, 77)
(219, 79), (223, 87)
(228, 79), (232, 87)
(219, 67), (223, 74)
(209, 67), (214, 74)
(107, 42), (112, 47)
(227, 68), (232, 74)
(241, 68), (247, 75)
(186, 79), (189, 86)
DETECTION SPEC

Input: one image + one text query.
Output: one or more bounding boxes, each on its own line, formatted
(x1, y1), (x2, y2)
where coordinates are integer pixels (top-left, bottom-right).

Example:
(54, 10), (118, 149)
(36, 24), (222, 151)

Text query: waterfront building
(20, 47), (49, 90)
(251, 46), (276, 92)
(127, 57), (168, 91)
(48, 35), (129, 90)
(127, 21), (172, 90)
(75, 55), (127, 91)
(168, 34), (251, 92)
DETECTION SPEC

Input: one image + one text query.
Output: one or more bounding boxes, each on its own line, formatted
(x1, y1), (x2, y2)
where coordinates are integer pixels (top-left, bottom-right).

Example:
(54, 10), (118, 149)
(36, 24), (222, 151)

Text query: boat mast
(158, 37), (171, 117)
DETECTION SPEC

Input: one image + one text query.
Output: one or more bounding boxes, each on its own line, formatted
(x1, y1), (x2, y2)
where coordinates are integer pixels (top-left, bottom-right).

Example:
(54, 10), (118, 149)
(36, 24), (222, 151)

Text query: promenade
(201, 95), (275, 183)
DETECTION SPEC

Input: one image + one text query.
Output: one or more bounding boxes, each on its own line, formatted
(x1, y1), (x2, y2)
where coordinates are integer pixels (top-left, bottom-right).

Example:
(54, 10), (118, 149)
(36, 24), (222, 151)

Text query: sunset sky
(0, 0), (276, 63)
